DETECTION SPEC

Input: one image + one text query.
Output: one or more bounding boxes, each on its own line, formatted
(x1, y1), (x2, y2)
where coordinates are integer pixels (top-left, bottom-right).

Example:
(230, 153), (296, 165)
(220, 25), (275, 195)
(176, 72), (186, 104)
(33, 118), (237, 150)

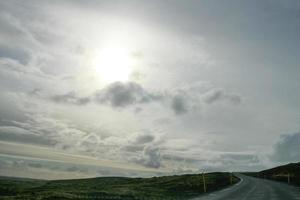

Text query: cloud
(118, 132), (165, 169)
(0, 0), (278, 180)
(0, 126), (56, 146)
(0, 114), (91, 153)
(153, 118), (172, 125)
(270, 132), (300, 163)
(122, 133), (156, 153)
(0, 110), (270, 172)
(47, 81), (242, 116)
(0, 153), (163, 179)
(217, 153), (261, 168)
(28, 163), (43, 168)
(0, 92), (30, 124)
(134, 107), (143, 113)
(51, 92), (90, 105)
(65, 166), (87, 173)
(0, 11), (36, 65)
(171, 95), (188, 115)
(162, 154), (199, 163)
(203, 88), (242, 105)
(135, 134), (155, 144)
(134, 145), (162, 168)
(168, 83), (242, 115)
(0, 45), (30, 65)
(0, 114), (166, 170)
(95, 81), (162, 107)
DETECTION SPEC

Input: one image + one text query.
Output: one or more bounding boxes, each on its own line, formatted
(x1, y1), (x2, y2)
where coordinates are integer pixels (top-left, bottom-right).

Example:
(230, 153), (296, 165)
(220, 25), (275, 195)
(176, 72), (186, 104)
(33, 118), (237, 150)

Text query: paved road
(192, 174), (300, 200)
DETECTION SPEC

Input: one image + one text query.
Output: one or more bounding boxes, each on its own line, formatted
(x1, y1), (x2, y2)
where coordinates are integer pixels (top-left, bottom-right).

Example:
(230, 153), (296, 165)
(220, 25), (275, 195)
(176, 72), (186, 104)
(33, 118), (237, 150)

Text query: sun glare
(92, 47), (134, 83)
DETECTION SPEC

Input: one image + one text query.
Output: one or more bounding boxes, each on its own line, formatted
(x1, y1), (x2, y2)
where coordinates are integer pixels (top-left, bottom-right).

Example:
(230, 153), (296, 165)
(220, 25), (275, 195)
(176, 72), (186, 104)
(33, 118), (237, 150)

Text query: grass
(242, 162), (300, 186)
(0, 172), (239, 200)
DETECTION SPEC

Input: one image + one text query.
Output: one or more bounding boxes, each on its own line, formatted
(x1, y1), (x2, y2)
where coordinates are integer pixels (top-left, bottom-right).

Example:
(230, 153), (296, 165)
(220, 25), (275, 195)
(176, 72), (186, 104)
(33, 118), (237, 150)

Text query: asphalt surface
(192, 174), (300, 200)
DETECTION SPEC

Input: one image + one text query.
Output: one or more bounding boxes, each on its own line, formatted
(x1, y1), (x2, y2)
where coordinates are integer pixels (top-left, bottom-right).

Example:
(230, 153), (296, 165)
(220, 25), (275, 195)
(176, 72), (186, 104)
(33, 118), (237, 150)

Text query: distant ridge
(245, 162), (300, 186)
(0, 176), (45, 181)
(260, 162), (300, 177)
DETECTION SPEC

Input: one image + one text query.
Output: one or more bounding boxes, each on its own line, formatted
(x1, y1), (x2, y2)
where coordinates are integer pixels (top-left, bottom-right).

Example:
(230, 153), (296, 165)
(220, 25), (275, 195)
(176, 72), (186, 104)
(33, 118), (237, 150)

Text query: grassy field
(242, 162), (300, 186)
(0, 172), (239, 200)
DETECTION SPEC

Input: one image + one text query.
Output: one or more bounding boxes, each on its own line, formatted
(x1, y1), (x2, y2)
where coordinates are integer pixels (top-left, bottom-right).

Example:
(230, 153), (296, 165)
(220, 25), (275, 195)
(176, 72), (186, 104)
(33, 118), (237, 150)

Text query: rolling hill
(0, 172), (239, 200)
(243, 162), (300, 186)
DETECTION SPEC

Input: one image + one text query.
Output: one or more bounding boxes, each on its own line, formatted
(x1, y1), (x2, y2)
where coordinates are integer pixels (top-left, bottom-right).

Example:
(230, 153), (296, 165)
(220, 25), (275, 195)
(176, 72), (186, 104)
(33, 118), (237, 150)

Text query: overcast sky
(0, 0), (300, 179)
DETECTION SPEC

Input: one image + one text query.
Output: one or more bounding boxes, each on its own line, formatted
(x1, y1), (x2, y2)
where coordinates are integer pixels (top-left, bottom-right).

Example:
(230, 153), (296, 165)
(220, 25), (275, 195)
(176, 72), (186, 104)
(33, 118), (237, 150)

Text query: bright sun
(92, 47), (134, 83)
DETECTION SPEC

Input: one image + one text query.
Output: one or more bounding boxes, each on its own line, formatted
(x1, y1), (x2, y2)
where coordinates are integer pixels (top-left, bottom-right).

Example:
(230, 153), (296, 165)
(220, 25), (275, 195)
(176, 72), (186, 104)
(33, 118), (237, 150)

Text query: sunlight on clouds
(91, 46), (135, 83)
(84, 27), (140, 84)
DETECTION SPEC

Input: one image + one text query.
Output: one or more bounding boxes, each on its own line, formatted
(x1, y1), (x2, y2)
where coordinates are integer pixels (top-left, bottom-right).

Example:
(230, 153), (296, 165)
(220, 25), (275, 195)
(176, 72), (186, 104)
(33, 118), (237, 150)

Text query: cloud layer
(47, 81), (242, 116)
(271, 132), (300, 163)
(1, 0), (300, 179)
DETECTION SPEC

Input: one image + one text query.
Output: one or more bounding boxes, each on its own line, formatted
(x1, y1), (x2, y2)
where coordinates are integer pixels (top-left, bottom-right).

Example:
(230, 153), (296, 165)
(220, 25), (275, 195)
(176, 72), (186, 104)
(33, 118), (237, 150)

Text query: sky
(0, 0), (300, 180)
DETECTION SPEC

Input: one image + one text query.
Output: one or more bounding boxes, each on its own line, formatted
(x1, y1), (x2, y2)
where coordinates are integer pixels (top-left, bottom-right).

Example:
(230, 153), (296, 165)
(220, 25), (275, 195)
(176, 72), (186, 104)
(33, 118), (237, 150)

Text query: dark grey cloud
(45, 82), (161, 108)
(48, 82), (165, 111)
(171, 95), (188, 115)
(47, 81), (242, 116)
(0, 126), (56, 146)
(203, 89), (242, 105)
(121, 132), (164, 168)
(51, 92), (90, 105)
(134, 134), (155, 144)
(134, 145), (162, 168)
(271, 132), (300, 163)
(95, 81), (162, 107)
(123, 133), (156, 153)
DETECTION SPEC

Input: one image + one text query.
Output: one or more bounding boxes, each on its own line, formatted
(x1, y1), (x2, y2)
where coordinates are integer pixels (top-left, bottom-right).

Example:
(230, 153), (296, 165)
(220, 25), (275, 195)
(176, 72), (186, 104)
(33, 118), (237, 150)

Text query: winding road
(192, 174), (300, 200)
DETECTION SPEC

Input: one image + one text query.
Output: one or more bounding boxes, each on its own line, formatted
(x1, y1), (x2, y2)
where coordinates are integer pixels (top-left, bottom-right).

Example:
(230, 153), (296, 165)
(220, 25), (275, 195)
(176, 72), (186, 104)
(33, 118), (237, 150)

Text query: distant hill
(0, 172), (239, 200)
(244, 162), (300, 186)
(0, 176), (45, 181)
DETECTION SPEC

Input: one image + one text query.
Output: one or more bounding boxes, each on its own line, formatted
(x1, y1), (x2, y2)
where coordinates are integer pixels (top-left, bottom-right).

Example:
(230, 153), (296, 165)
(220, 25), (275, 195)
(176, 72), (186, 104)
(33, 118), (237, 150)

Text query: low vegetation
(242, 162), (300, 186)
(0, 172), (239, 200)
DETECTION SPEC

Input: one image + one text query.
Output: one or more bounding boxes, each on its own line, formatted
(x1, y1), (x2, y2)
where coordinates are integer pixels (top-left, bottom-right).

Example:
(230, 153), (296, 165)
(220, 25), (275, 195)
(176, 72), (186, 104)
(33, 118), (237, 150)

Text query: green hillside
(243, 162), (300, 186)
(0, 172), (239, 200)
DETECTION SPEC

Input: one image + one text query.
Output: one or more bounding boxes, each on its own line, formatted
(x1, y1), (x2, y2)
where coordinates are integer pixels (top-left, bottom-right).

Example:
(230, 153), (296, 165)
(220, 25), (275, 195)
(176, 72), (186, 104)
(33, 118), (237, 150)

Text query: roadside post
(202, 172), (207, 193)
